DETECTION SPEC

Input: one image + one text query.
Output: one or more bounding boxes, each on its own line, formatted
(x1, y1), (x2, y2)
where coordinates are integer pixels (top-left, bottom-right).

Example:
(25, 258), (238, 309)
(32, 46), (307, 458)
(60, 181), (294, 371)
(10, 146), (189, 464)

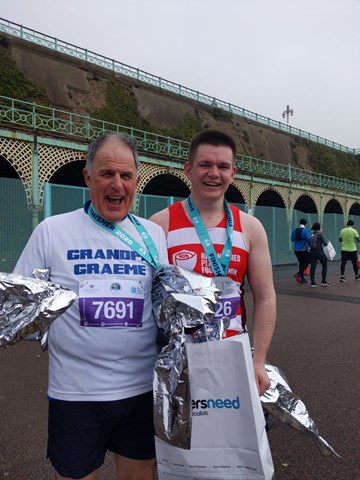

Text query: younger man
(150, 129), (276, 396)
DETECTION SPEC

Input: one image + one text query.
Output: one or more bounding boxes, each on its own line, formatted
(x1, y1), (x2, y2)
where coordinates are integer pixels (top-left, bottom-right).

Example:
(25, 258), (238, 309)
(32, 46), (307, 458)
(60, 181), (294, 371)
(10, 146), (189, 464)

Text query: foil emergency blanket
(261, 362), (340, 458)
(152, 265), (339, 458)
(0, 271), (77, 350)
(152, 264), (226, 449)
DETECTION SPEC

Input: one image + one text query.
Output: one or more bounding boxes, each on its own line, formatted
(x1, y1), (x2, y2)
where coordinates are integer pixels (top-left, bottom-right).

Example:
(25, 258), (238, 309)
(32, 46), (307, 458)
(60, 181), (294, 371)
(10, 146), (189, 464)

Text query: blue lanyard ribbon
(85, 202), (160, 268)
(186, 196), (234, 276)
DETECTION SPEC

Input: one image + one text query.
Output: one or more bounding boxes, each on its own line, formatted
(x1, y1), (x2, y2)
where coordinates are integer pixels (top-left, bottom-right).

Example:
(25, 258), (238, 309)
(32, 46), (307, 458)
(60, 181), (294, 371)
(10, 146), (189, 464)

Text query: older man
(14, 133), (168, 480)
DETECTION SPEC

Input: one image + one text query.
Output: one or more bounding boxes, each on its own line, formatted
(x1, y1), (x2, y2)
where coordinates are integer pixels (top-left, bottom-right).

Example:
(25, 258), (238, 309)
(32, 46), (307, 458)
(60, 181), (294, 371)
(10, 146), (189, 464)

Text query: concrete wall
(7, 35), (308, 167)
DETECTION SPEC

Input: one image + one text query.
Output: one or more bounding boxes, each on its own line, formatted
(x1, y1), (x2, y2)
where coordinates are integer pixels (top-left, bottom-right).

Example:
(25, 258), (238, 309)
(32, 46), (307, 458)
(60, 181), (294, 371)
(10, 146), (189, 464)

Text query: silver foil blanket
(152, 265), (339, 458)
(261, 362), (340, 458)
(0, 271), (77, 351)
(152, 264), (227, 449)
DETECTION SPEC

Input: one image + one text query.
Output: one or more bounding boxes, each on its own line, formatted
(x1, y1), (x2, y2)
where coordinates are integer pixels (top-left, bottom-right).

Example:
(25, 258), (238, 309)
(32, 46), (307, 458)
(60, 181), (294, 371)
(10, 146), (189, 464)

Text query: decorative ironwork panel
(0, 137), (32, 204)
(272, 185), (289, 209)
(37, 145), (85, 207)
(38, 145), (85, 183)
(137, 164), (168, 194)
(168, 168), (190, 189)
(290, 188), (318, 211)
(137, 164), (190, 194)
(231, 179), (250, 206)
(252, 183), (287, 209)
(322, 193), (345, 214)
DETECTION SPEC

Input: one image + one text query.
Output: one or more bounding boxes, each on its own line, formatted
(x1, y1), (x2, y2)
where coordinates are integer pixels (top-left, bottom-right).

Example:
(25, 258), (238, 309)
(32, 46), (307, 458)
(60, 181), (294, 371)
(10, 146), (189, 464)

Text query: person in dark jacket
(291, 218), (311, 284)
(309, 222), (330, 287)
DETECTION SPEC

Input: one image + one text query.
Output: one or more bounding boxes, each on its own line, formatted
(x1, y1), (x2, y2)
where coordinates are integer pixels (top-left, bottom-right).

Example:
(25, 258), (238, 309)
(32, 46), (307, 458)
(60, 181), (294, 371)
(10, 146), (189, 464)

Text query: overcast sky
(1, 0), (359, 149)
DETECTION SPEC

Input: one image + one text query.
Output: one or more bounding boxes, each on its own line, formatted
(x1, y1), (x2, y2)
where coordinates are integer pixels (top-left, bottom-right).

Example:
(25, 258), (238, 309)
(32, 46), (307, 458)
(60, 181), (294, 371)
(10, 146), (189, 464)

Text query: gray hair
(85, 133), (139, 173)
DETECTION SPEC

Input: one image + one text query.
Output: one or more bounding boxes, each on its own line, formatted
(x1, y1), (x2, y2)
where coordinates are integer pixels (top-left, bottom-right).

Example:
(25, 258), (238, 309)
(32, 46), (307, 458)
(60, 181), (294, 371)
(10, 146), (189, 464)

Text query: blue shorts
(47, 391), (155, 479)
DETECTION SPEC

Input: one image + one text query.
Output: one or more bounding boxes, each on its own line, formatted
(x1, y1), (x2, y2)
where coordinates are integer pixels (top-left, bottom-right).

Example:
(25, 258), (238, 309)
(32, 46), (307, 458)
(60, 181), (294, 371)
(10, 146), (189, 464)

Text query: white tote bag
(155, 334), (274, 479)
(323, 240), (336, 260)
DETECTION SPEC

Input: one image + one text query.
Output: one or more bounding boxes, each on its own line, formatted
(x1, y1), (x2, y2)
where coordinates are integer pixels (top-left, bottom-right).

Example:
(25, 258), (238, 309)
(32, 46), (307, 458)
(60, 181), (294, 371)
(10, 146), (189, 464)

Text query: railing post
(43, 182), (51, 218)
(11, 98), (15, 123)
(167, 136), (171, 157)
(31, 137), (40, 229)
(86, 114), (90, 139)
(271, 206), (276, 265)
(32, 102), (36, 129)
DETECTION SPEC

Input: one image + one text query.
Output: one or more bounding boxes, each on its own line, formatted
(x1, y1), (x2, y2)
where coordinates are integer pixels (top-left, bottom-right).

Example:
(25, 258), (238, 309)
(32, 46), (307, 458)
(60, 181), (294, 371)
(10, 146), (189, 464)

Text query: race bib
(79, 279), (144, 328)
(213, 277), (241, 320)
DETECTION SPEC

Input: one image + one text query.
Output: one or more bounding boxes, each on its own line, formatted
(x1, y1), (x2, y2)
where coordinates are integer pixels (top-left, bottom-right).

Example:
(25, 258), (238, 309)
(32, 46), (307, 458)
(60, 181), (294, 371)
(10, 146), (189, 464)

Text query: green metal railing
(238, 156), (360, 193)
(0, 177), (345, 272)
(0, 95), (189, 158)
(1, 17), (359, 155)
(1, 95), (360, 195)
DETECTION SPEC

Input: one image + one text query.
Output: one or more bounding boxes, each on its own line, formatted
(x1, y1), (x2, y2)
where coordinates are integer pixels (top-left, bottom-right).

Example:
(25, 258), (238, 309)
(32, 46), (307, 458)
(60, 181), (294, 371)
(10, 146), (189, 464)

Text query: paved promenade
(0, 261), (359, 479)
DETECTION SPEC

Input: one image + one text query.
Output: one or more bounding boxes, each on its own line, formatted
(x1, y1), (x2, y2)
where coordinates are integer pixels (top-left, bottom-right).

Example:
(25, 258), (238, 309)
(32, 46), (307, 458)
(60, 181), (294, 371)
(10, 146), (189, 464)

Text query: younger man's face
(185, 144), (236, 201)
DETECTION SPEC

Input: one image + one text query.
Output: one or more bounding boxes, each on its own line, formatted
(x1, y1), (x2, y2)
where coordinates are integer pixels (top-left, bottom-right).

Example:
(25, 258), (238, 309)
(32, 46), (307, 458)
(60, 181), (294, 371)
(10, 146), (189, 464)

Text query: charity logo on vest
(191, 396), (240, 416)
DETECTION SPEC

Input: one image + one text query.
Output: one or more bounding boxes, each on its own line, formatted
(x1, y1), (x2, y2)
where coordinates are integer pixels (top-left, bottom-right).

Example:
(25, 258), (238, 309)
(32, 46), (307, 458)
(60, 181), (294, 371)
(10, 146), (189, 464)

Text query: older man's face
(83, 138), (139, 222)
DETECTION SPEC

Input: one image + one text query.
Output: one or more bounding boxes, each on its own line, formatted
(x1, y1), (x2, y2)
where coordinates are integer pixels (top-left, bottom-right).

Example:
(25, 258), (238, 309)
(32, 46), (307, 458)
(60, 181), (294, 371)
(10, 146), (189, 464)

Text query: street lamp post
(282, 105), (294, 125)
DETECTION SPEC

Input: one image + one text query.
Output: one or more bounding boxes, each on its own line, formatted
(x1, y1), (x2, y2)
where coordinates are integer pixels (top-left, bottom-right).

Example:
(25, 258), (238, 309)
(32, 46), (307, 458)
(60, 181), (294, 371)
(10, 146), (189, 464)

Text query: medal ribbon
(186, 195), (234, 276)
(85, 202), (160, 268)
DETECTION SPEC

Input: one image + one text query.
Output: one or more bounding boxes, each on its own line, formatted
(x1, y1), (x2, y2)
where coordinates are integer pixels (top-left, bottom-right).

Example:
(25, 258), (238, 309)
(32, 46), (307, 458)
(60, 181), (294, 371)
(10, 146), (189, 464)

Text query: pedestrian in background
(309, 222), (330, 287)
(339, 219), (360, 282)
(291, 218), (311, 284)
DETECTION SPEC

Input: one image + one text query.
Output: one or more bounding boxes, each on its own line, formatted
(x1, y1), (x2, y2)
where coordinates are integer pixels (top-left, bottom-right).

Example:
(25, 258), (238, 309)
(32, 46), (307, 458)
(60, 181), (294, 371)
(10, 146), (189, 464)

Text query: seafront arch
(1, 123), (360, 268)
(1, 128), (360, 225)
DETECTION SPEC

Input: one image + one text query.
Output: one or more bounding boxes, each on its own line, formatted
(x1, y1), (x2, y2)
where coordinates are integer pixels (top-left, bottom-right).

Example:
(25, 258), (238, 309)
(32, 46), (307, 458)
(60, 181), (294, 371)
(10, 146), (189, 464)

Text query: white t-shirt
(13, 208), (168, 401)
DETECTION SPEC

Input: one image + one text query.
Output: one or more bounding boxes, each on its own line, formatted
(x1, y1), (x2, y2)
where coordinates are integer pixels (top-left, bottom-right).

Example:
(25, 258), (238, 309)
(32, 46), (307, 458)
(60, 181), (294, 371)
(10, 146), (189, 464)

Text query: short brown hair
(188, 129), (237, 164)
